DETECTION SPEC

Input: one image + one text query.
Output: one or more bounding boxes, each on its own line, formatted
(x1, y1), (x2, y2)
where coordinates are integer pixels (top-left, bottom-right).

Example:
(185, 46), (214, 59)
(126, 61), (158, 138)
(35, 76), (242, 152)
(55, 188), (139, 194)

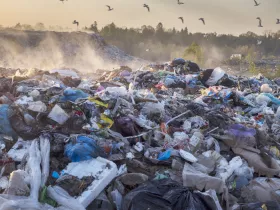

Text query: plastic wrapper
(47, 186), (86, 210)
(40, 135), (50, 187)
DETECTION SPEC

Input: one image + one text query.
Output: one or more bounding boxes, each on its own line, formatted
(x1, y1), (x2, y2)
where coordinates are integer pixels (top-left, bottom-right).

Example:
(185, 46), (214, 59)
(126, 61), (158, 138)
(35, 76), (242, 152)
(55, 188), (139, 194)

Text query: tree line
(2, 22), (280, 66)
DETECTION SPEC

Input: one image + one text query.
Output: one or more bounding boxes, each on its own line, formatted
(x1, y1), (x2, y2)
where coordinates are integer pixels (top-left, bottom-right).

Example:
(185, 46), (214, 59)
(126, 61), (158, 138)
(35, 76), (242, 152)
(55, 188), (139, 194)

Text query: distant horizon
(1, 22), (280, 37)
(0, 0), (280, 36)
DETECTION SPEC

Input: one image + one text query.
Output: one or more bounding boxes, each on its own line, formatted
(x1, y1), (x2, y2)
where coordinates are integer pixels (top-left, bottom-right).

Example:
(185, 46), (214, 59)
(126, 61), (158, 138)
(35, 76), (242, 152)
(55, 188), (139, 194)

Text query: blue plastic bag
(157, 150), (171, 161)
(263, 93), (280, 105)
(60, 88), (89, 102)
(65, 135), (106, 162)
(0, 105), (18, 140)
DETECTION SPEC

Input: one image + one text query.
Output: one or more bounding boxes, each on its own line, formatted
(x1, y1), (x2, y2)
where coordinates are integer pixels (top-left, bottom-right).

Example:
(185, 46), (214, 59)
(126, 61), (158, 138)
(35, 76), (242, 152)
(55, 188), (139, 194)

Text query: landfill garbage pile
(0, 57), (279, 210)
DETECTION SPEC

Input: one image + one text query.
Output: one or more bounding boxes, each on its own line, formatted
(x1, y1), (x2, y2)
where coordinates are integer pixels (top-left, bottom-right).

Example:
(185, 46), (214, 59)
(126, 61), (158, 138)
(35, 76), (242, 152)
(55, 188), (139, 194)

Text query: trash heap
(0, 59), (279, 210)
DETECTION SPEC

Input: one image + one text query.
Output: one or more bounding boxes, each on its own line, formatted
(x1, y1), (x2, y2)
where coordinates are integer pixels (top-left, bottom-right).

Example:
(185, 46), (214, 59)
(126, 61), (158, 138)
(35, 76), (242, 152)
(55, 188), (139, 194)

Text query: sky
(0, 0), (279, 35)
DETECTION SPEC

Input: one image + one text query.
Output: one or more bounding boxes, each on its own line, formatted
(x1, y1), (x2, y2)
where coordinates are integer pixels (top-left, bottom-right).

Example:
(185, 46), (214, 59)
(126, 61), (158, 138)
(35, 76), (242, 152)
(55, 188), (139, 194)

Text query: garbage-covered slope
(0, 29), (145, 71)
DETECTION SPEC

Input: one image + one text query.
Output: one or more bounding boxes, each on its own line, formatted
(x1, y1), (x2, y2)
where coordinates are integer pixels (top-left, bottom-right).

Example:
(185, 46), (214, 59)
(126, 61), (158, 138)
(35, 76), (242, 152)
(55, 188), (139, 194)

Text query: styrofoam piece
(179, 149), (198, 163)
(7, 139), (31, 162)
(62, 157), (118, 207)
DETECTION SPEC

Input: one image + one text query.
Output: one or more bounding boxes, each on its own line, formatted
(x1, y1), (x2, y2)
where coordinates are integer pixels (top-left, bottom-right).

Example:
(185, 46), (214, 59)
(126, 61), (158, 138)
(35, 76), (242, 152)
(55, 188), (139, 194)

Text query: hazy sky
(0, 0), (279, 35)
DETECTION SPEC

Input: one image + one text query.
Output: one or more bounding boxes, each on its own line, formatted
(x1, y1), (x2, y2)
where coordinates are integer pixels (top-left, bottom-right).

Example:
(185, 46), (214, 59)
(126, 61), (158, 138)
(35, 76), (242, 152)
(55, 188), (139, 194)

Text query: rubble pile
(0, 58), (279, 210)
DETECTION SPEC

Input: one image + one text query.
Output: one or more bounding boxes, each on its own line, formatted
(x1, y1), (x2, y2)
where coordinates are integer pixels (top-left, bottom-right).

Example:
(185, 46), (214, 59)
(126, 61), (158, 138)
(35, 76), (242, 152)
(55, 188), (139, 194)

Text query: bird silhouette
(73, 20), (79, 30)
(143, 4), (150, 12)
(199, 18), (205, 25)
(256, 17), (263, 27)
(177, 0), (184, 5)
(254, 0), (260, 6)
(178, 17), (184, 24)
(277, 19), (280, 24)
(106, 5), (114, 11)
(59, 0), (67, 3)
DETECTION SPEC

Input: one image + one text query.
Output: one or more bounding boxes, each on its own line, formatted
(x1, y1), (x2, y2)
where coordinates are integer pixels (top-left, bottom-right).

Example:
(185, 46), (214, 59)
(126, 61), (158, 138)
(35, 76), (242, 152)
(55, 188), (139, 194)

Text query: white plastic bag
(205, 67), (225, 86)
(28, 140), (42, 201)
(0, 199), (42, 210)
(183, 120), (191, 132)
(40, 135), (50, 187)
(47, 186), (86, 210)
(28, 101), (47, 113)
(276, 106), (280, 119)
(111, 189), (122, 210)
(48, 105), (70, 125)
(105, 87), (127, 97)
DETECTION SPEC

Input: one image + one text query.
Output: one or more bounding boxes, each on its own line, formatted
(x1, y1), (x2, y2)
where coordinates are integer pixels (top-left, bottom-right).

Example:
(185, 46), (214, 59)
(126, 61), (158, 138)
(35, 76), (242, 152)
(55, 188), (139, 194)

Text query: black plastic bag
(122, 179), (218, 210)
(8, 105), (41, 140)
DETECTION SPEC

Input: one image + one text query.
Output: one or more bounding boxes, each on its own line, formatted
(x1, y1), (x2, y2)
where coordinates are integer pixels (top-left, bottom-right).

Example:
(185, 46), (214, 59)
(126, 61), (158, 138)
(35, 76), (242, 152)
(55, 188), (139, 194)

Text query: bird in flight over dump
(143, 4), (150, 12)
(177, 0), (184, 5)
(106, 5), (114, 11)
(256, 17), (263, 27)
(199, 18), (205, 25)
(73, 20), (79, 29)
(178, 17), (184, 23)
(277, 19), (280, 24)
(60, 0), (67, 3)
(254, 0), (260, 6)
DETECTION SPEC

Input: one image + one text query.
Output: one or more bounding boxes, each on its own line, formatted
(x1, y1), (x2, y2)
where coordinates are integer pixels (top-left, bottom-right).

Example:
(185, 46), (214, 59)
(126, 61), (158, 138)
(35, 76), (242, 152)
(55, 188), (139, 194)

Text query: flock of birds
(60, 0), (279, 30)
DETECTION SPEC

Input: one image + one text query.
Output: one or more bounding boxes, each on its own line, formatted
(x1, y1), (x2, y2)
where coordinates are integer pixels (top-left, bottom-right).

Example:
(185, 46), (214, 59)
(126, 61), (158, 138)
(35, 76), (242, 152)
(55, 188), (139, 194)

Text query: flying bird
(254, 0), (260, 6)
(257, 40), (262, 45)
(177, 0), (184, 5)
(73, 20), (79, 29)
(256, 17), (263, 27)
(199, 18), (205, 25)
(277, 19), (280, 24)
(178, 17), (184, 24)
(59, 0), (67, 3)
(143, 4), (150, 12)
(106, 5), (114, 11)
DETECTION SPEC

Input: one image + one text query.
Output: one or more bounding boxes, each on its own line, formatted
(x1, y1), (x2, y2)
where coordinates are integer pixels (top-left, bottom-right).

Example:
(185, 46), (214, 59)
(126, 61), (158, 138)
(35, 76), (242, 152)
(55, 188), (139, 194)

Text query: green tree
(89, 21), (99, 33)
(183, 42), (203, 65)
